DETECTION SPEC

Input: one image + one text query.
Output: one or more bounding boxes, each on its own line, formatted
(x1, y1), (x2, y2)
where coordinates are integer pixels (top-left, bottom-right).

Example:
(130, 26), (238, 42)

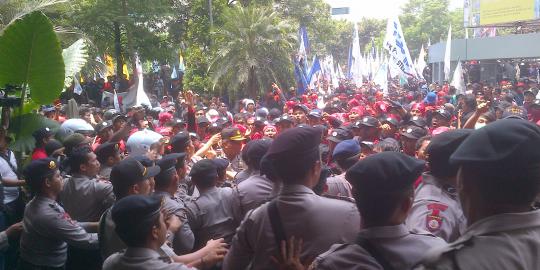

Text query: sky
(324, 0), (464, 20)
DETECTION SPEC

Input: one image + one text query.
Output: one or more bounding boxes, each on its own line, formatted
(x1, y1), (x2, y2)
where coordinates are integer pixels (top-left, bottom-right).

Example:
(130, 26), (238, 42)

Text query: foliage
(9, 113), (60, 153)
(209, 5), (295, 98)
(400, 0), (465, 56)
(0, 11), (65, 105)
(0, 0), (67, 30)
(63, 38), (88, 87)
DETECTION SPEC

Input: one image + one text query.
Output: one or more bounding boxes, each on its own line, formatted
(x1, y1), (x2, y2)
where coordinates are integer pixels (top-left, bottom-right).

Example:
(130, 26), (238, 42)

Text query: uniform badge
(48, 160), (56, 169)
(426, 215), (443, 231)
(425, 203), (448, 232)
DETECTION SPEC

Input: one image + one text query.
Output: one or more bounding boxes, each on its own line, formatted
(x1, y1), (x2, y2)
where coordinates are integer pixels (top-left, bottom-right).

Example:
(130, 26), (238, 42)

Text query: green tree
(400, 0), (464, 56)
(208, 5), (295, 98)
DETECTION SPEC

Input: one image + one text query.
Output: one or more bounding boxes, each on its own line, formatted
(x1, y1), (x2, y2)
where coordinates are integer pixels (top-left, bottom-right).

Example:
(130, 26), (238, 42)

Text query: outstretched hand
(271, 236), (312, 270)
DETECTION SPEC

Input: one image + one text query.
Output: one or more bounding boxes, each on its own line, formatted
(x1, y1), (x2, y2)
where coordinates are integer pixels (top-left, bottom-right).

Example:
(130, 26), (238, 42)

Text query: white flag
(444, 25), (452, 81)
(383, 16), (416, 78)
(416, 45), (427, 79)
(350, 23), (363, 86)
(451, 61), (465, 94)
(73, 75), (83, 95)
(374, 61), (389, 96)
(135, 53), (151, 107)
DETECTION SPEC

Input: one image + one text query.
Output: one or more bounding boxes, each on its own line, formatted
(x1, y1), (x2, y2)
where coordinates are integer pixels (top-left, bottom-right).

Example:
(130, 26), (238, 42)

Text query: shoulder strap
(0, 150), (17, 176)
(267, 199), (287, 247)
(356, 236), (396, 270)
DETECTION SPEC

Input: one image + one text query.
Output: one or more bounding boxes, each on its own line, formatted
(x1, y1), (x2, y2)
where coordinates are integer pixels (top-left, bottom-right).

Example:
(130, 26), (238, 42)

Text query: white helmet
(57, 118), (95, 140)
(126, 129), (163, 156)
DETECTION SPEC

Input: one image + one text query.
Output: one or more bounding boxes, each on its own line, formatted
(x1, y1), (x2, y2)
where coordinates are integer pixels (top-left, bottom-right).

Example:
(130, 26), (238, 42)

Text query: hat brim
(229, 136), (246, 141)
(328, 137), (343, 143)
(144, 165), (161, 179)
(400, 133), (420, 140)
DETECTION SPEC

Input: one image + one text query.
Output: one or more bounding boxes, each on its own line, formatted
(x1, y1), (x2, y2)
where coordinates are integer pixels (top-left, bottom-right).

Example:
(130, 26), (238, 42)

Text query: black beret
(189, 159), (218, 179)
(112, 195), (162, 236)
(24, 158), (59, 187)
(346, 152), (425, 193)
(156, 153), (186, 174)
(212, 158), (230, 171)
(246, 139), (272, 162)
(265, 127), (321, 160)
(450, 119), (540, 167)
(44, 140), (64, 156)
(427, 129), (472, 162)
(170, 131), (190, 153)
(95, 142), (120, 161)
(110, 158), (160, 188)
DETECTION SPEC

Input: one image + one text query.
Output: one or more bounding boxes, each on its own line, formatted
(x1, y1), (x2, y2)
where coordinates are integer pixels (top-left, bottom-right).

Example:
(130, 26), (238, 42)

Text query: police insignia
(425, 203), (448, 232)
(48, 160), (56, 169)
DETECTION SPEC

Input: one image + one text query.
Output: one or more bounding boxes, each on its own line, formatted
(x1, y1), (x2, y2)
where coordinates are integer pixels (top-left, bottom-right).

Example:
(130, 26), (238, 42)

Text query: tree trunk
(114, 21), (123, 83)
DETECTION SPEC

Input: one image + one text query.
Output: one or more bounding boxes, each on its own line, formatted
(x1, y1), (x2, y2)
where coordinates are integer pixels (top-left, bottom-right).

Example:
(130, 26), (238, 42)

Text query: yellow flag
(123, 64), (129, 80)
(105, 54), (115, 78)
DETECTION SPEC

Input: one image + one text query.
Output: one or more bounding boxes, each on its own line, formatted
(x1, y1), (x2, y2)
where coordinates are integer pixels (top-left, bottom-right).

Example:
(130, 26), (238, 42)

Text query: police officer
(19, 158), (99, 269)
(406, 130), (471, 242)
(185, 159), (241, 250)
(100, 157), (161, 259)
(223, 127), (360, 270)
(102, 195), (199, 270)
(60, 147), (115, 222)
(311, 152), (446, 270)
(220, 127), (246, 174)
(418, 119), (540, 269)
(234, 139), (273, 217)
(154, 153), (195, 255)
(95, 142), (122, 180)
(325, 139), (357, 199)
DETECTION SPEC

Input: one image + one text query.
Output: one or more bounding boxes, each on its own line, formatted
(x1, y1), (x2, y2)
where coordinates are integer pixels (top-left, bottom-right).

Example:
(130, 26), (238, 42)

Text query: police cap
(450, 119), (540, 167)
(346, 152), (425, 193)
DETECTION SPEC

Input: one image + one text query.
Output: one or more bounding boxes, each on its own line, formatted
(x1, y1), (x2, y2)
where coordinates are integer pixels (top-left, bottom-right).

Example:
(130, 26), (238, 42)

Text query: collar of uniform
(35, 195), (57, 205)
(153, 190), (173, 199)
(358, 224), (409, 239)
(71, 174), (92, 181)
(280, 184), (315, 196)
(124, 247), (161, 259)
(463, 210), (540, 239)
(420, 172), (458, 198)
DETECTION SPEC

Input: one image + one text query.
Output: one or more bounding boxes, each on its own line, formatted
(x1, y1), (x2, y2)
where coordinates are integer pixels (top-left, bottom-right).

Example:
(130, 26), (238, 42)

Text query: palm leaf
(0, 11), (65, 104)
(63, 38), (88, 87)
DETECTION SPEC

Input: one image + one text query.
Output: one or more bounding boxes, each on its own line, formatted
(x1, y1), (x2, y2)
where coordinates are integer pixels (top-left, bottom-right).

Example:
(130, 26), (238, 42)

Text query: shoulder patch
(425, 203), (448, 232)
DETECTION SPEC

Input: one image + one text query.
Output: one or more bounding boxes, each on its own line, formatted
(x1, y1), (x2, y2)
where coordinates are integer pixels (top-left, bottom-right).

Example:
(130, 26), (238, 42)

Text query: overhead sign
(464, 0), (540, 27)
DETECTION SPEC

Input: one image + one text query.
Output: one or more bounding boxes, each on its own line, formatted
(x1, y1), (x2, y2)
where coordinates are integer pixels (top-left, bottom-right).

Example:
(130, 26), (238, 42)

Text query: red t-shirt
(31, 147), (48, 160)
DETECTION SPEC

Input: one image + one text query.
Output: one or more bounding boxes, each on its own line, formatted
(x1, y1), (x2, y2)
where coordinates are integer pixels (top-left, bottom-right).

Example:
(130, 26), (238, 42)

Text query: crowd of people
(0, 74), (539, 270)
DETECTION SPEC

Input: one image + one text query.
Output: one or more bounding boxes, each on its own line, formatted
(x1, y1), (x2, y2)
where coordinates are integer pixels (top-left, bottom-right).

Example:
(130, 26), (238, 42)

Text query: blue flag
(308, 56), (321, 87)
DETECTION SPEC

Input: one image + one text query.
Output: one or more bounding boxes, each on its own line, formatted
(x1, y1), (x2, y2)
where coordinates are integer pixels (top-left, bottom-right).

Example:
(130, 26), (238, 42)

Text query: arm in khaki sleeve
(222, 210), (256, 270)
(50, 214), (99, 250)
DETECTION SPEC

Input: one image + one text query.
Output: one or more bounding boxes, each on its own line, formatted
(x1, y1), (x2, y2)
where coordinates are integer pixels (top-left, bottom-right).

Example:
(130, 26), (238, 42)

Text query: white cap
(126, 129), (163, 156)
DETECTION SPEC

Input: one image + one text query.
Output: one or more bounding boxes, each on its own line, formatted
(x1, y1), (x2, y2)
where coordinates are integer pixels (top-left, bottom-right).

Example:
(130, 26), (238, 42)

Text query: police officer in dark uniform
(312, 152), (446, 270)
(407, 130), (471, 242)
(19, 158), (99, 270)
(95, 142), (122, 180)
(102, 195), (199, 270)
(418, 119), (540, 269)
(154, 153), (195, 255)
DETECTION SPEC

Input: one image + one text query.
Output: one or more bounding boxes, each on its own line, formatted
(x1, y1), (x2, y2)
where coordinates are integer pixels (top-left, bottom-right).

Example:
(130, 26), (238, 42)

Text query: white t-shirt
(0, 151), (19, 204)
